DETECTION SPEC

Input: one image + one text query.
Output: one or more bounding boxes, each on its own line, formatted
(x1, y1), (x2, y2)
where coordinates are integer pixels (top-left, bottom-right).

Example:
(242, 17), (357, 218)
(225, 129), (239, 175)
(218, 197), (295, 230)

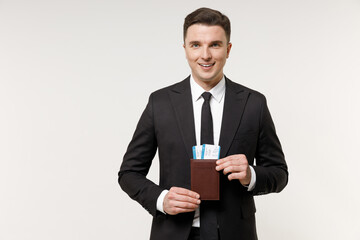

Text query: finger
(216, 155), (233, 165)
(225, 164), (249, 174)
(172, 200), (200, 210)
(216, 159), (243, 171)
(169, 206), (199, 215)
(216, 159), (232, 171)
(164, 203), (198, 215)
(166, 197), (200, 210)
(217, 154), (247, 164)
(220, 154), (245, 161)
(168, 193), (201, 205)
(164, 193), (200, 215)
(170, 187), (200, 199)
(222, 165), (243, 175)
(228, 172), (247, 181)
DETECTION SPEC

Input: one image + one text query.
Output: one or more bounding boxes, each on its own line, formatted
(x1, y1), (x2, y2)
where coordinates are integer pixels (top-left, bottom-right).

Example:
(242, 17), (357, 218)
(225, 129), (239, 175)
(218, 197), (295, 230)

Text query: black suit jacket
(119, 76), (288, 240)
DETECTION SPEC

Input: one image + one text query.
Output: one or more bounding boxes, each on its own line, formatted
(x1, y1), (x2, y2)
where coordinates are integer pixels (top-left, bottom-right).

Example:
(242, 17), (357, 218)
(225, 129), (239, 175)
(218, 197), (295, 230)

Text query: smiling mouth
(199, 63), (215, 67)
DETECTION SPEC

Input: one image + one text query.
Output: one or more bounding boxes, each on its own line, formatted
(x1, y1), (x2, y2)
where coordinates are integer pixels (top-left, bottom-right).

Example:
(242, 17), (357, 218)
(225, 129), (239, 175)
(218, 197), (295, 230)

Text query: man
(119, 7), (288, 240)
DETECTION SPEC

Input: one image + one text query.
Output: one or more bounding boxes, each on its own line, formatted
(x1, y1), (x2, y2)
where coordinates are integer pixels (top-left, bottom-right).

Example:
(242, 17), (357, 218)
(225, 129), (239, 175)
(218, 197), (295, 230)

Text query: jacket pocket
(241, 196), (256, 219)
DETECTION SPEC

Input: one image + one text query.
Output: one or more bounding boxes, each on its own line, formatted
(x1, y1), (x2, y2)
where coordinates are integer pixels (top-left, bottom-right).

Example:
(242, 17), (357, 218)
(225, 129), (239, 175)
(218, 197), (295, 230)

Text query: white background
(1, 0), (360, 239)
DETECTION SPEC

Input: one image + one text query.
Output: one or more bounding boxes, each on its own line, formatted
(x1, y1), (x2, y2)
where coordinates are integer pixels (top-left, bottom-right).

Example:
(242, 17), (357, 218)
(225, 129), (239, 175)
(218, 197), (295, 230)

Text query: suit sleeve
(118, 94), (164, 216)
(252, 96), (288, 195)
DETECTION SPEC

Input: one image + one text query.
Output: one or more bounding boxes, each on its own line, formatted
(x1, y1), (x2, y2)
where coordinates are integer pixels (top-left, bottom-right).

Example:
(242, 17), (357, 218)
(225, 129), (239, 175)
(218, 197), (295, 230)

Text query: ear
(226, 42), (232, 58)
(183, 43), (188, 59)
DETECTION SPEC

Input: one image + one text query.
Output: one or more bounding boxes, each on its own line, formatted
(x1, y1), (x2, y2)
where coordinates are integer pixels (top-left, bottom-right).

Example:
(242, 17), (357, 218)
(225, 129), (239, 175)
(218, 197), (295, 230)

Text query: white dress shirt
(156, 75), (256, 227)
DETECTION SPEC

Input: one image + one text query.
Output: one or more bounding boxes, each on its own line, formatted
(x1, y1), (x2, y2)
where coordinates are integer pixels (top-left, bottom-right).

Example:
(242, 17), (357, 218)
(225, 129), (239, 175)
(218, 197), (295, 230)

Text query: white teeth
(200, 63), (215, 67)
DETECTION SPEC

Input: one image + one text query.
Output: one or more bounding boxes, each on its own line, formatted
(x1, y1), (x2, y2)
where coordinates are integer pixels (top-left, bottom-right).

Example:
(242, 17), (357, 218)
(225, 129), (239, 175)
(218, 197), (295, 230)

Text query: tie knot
(202, 92), (212, 102)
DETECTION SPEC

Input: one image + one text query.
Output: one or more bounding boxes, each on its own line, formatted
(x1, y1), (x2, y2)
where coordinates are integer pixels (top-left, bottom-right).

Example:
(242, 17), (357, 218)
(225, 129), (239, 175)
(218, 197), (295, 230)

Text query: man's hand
(216, 154), (251, 186)
(163, 187), (200, 215)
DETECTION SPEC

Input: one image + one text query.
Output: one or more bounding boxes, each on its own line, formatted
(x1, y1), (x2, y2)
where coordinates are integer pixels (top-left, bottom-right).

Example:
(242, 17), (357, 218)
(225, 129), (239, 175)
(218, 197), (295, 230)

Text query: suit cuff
(156, 190), (169, 214)
(247, 166), (256, 191)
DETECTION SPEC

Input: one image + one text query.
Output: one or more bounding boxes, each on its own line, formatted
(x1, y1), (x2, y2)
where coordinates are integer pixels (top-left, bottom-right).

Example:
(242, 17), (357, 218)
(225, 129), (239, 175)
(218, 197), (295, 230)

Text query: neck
(193, 74), (223, 91)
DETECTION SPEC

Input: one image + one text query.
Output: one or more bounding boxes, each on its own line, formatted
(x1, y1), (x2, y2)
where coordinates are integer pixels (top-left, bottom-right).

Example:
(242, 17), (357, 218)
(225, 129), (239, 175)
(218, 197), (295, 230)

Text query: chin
(200, 78), (213, 82)
(198, 73), (214, 80)
(200, 74), (220, 83)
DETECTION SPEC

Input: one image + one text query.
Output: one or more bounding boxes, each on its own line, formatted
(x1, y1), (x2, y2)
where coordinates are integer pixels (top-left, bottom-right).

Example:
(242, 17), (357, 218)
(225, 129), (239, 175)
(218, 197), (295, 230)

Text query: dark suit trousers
(188, 227), (221, 240)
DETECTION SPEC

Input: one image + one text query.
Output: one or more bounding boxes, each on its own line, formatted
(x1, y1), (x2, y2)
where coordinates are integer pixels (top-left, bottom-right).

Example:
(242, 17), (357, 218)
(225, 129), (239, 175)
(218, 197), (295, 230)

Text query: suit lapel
(219, 78), (250, 158)
(168, 76), (249, 159)
(168, 77), (196, 159)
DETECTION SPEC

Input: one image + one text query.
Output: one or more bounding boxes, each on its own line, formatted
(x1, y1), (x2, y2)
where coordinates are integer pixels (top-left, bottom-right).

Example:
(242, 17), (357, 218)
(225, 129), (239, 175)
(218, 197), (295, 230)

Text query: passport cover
(190, 159), (219, 200)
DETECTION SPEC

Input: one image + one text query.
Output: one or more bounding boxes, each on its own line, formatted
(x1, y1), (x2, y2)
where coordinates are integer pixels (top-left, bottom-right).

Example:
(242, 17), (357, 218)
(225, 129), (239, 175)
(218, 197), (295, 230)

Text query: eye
(211, 43), (220, 47)
(191, 44), (199, 48)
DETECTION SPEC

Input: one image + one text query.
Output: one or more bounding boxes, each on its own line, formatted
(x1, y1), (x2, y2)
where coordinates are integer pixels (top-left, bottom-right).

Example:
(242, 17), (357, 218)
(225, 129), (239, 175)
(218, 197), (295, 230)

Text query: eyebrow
(210, 40), (224, 45)
(188, 40), (224, 45)
(189, 41), (200, 45)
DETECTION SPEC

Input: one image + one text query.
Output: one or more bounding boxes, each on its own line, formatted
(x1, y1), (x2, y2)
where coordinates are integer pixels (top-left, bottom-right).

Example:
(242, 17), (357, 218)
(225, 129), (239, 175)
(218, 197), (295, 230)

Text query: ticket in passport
(192, 144), (221, 159)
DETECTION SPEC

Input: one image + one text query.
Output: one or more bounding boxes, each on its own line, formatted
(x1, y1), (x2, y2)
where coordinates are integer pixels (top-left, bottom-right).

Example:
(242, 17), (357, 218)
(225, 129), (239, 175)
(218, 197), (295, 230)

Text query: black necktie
(201, 92), (214, 145)
(200, 92), (218, 240)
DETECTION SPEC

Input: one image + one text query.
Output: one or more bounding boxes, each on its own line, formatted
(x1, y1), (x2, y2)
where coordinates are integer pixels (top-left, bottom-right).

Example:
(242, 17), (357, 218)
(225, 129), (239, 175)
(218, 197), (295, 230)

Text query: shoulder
(149, 76), (191, 100)
(225, 77), (266, 102)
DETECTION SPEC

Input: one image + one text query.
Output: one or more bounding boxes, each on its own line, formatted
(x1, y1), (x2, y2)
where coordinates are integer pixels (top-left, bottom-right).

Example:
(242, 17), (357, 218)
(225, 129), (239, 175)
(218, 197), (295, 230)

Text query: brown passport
(190, 159), (219, 200)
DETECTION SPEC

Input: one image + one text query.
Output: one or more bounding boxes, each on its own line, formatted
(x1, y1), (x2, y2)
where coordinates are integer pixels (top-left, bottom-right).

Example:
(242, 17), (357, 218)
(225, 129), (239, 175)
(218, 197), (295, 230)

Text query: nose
(201, 46), (211, 60)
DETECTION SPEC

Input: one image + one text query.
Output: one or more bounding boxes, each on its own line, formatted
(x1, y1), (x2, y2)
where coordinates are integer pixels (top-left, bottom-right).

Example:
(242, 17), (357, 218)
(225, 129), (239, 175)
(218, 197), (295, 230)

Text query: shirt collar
(190, 75), (226, 103)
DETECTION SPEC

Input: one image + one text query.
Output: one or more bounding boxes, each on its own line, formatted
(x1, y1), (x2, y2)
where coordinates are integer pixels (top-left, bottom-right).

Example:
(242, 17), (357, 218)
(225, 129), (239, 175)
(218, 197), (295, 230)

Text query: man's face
(184, 24), (232, 87)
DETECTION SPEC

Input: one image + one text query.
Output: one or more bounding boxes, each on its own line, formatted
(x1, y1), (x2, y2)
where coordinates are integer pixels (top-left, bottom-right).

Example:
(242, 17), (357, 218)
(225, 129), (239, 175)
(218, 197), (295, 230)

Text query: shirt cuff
(247, 166), (256, 191)
(156, 190), (169, 214)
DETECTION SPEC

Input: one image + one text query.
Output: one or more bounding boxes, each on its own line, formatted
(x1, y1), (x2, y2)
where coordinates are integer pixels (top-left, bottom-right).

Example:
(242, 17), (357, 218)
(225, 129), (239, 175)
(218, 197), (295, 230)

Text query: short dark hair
(183, 7), (231, 43)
